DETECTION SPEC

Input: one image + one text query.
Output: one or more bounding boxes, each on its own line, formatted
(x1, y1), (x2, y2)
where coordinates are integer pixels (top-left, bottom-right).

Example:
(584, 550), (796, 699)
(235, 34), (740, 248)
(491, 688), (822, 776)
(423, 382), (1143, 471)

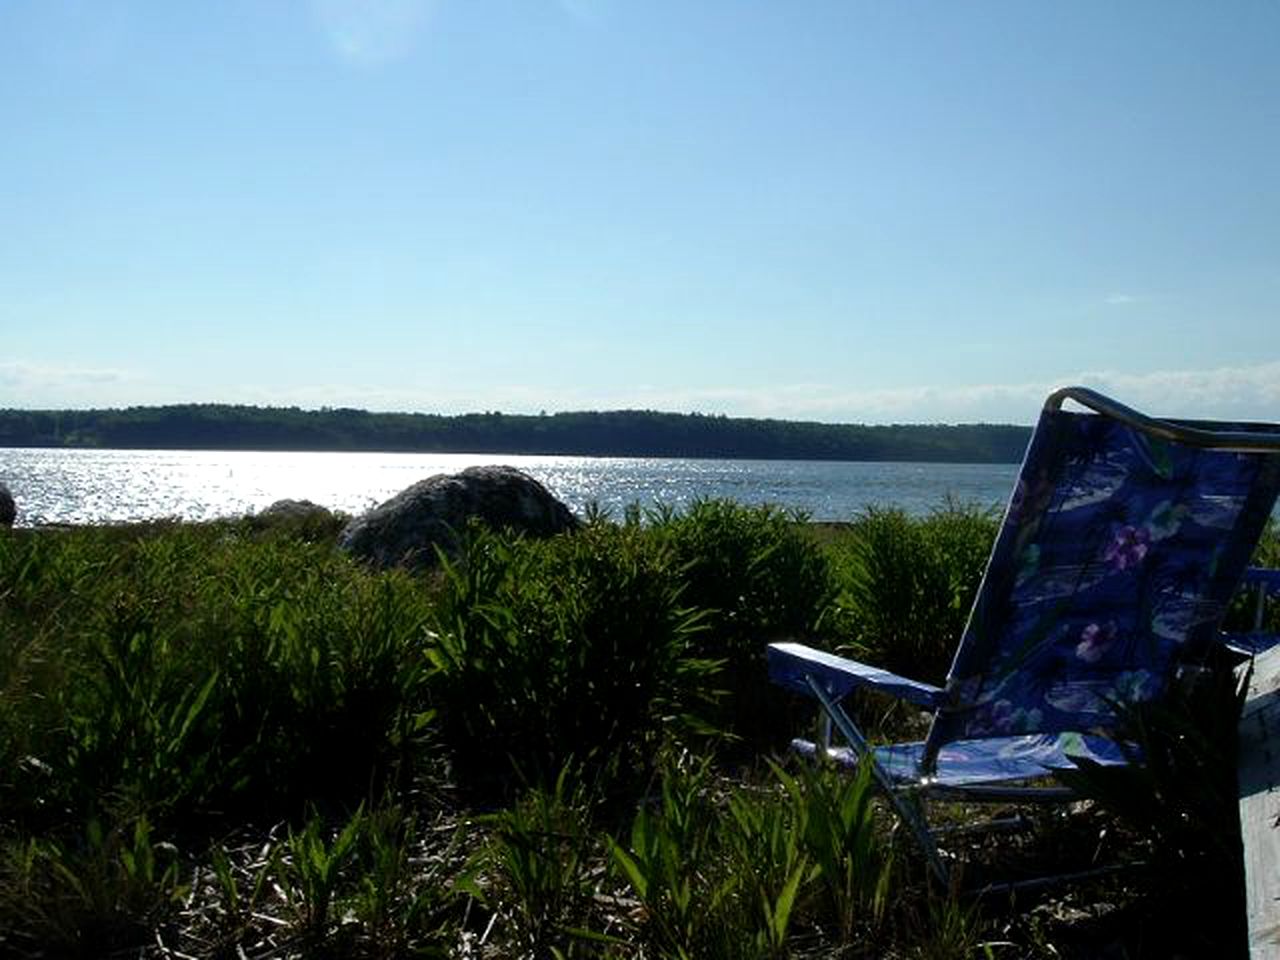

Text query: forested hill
(0, 406), (1033, 463)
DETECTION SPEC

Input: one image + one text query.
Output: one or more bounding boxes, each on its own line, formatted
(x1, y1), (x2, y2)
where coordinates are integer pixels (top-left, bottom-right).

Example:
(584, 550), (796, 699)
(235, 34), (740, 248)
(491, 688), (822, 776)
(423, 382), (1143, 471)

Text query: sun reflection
(1, 448), (1020, 527)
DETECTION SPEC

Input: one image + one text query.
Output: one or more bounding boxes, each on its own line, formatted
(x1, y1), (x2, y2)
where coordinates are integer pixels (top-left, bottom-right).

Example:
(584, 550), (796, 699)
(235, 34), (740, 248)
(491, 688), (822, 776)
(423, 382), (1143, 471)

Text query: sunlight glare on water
(0, 448), (1018, 526)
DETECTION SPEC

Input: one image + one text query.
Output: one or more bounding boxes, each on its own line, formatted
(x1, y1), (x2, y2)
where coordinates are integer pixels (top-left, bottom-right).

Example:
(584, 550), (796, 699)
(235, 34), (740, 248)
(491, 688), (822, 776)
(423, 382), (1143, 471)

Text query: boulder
(250, 498), (342, 541)
(339, 465), (578, 569)
(0, 483), (14, 528)
(257, 498), (333, 523)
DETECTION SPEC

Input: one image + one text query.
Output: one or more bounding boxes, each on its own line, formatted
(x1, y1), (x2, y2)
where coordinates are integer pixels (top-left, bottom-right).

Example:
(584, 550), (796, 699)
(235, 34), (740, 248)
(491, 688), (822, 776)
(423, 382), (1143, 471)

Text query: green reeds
(426, 521), (715, 801)
(832, 503), (997, 685)
(605, 753), (894, 959)
(0, 814), (185, 957)
(656, 500), (836, 746)
(0, 501), (1266, 956)
(477, 765), (604, 955)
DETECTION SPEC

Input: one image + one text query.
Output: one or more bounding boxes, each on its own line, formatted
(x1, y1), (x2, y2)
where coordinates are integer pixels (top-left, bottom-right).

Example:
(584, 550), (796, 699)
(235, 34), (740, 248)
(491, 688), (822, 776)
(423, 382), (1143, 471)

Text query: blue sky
(2, 1), (1277, 425)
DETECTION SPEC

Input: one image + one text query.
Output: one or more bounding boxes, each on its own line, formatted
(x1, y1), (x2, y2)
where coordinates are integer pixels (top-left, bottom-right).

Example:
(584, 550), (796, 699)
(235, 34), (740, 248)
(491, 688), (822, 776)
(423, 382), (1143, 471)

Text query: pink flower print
(1104, 525), (1149, 571)
(1075, 622), (1116, 663)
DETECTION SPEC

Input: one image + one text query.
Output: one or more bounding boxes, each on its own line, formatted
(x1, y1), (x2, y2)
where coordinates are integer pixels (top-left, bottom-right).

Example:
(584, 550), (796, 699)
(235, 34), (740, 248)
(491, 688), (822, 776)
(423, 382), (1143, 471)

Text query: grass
(0, 503), (1273, 957)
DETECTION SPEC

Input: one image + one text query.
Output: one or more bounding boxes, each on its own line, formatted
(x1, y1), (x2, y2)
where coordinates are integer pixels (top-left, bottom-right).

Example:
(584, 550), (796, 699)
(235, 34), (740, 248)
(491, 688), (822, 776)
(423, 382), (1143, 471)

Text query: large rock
(339, 465), (578, 569)
(0, 483), (14, 528)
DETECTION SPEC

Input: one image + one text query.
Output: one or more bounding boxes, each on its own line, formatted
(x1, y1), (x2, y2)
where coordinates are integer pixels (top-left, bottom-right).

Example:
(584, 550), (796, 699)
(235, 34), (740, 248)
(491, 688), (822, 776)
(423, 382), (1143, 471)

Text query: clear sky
(2, 1), (1277, 425)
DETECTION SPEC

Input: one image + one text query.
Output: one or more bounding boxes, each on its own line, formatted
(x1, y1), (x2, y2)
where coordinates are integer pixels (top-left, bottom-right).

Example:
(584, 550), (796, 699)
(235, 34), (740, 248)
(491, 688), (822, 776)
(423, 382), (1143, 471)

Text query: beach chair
(768, 386), (1280, 884)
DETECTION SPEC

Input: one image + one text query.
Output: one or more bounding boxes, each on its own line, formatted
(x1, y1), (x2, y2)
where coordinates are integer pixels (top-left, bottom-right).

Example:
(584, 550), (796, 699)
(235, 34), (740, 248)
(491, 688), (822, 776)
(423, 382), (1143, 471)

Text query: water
(0, 447), (1019, 526)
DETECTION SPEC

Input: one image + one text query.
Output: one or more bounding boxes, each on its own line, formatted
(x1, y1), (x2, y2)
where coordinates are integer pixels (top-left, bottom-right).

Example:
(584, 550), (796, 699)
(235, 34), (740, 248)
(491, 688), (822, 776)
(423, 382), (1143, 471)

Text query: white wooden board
(1239, 644), (1280, 957)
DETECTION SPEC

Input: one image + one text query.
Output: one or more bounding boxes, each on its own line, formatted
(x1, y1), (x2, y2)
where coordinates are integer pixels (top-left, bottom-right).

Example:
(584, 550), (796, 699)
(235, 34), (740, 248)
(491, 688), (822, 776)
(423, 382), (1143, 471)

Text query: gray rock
(249, 498), (342, 541)
(258, 498), (333, 523)
(0, 483), (14, 528)
(339, 465), (578, 569)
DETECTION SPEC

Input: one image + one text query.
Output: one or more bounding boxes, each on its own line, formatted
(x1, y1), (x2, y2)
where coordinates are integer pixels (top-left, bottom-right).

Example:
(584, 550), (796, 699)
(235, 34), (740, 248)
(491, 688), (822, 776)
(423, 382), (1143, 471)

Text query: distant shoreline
(0, 405), (1033, 464)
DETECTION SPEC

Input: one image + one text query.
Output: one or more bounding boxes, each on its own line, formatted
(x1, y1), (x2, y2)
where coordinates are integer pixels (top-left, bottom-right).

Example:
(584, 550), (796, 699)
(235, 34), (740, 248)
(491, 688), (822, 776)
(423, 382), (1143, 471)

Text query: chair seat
(792, 733), (1132, 787)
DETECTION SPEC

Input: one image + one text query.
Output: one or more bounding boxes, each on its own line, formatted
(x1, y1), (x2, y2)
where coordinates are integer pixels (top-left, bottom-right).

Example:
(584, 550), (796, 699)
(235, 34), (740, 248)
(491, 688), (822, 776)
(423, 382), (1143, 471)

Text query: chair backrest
(923, 388), (1280, 765)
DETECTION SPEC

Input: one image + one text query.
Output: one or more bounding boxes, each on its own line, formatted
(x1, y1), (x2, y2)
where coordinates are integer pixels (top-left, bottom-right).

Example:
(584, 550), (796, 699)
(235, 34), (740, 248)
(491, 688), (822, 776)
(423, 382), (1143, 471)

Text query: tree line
(0, 405), (1033, 462)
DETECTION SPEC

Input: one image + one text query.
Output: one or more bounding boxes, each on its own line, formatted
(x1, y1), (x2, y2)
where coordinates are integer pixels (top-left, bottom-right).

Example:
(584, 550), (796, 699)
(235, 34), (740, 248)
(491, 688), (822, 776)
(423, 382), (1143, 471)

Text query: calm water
(0, 448), (1019, 526)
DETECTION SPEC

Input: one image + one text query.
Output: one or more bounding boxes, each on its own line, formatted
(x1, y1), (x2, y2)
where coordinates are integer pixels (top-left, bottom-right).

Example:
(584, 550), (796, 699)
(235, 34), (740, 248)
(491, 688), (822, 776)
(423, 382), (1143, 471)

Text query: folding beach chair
(768, 386), (1280, 884)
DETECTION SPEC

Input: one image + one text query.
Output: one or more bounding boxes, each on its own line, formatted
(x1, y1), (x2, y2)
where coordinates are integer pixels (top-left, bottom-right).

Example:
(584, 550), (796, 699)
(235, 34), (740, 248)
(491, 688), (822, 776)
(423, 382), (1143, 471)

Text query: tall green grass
(0, 522), (438, 830)
(425, 520), (716, 801)
(605, 752), (895, 958)
(0, 503), (1270, 956)
(654, 500), (836, 747)
(828, 503), (997, 685)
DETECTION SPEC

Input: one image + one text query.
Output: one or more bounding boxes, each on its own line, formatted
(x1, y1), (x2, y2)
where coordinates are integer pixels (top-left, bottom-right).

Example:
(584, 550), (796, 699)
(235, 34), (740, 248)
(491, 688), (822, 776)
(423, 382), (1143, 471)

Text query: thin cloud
(539, 361), (1280, 426)
(1104, 293), (1141, 306)
(311, 0), (437, 67)
(0, 361), (133, 406)
(1072, 362), (1280, 418)
(557, 0), (614, 23)
(14, 361), (1277, 429)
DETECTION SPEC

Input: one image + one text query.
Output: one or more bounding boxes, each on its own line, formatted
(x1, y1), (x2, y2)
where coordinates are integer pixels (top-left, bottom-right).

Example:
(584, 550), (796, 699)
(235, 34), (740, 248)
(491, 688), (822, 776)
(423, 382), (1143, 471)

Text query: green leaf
(606, 837), (649, 900)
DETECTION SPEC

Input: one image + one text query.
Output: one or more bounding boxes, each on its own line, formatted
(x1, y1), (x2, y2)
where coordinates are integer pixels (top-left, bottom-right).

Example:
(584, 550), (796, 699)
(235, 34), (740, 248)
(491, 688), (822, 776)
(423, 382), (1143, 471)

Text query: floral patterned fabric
(923, 408), (1280, 771)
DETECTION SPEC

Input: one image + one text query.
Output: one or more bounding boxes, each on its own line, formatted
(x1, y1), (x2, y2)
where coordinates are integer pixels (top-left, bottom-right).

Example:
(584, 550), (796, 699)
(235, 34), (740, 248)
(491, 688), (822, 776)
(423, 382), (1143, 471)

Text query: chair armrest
(1221, 632), (1280, 658)
(767, 641), (944, 709)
